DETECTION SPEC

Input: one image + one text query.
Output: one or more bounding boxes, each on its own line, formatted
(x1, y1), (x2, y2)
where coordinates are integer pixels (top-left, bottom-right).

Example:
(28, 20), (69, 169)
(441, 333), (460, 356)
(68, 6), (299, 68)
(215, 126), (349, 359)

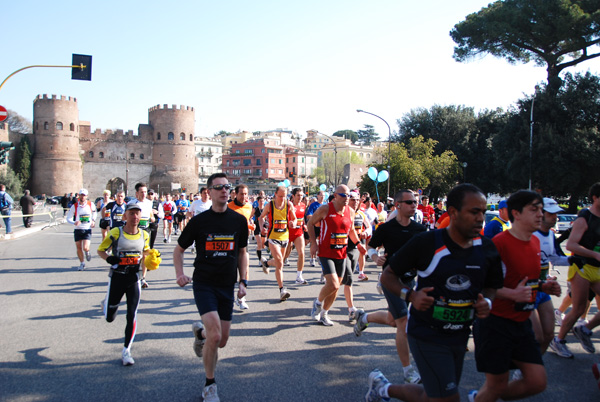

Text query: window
(168, 132), (174, 140)
(200, 157), (204, 162)
(56, 122), (63, 130)
(140, 154), (144, 160)
(255, 169), (261, 176)
(180, 133), (185, 141)
(235, 149), (240, 154)
(99, 152), (104, 159)
(279, 159), (282, 164)
(302, 157), (305, 163)
(243, 169), (251, 175)
(227, 160), (230, 167)
(265, 158), (268, 164)
(189, 134), (193, 141)
(130, 153), (135, 159)
(293, 157), (296, 163)
(286, 157), (289, 163)
(256, 159), (261, 166)
(44, 122), (49, 130)
(157, 132), (161, 140)
(293, 167), (296, 173)
(243, 159), (251, 166)
(271, 159), (275, 164)
(70, 123), (75, 131)
(89, 151), (94, 158)
(286, 167), (289, 173)
(262, 149), (265, 153)
(278, 169), (283, 174)
(271, 169), (275, 174)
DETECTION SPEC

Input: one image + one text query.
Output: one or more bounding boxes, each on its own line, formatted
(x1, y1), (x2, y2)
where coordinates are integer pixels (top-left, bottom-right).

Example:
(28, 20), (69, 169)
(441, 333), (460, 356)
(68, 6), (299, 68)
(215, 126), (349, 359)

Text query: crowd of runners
(57, 175), (600, 402)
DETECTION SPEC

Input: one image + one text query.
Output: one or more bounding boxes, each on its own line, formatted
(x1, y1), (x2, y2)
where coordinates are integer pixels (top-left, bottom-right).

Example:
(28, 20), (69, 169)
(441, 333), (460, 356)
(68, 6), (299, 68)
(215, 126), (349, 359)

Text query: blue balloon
(278, 182), (285, 187)
(283, 179), (290, 187)
(319, 184), (327, 191)
(377, 170), (389, 182)
(368, 167), (378, 181)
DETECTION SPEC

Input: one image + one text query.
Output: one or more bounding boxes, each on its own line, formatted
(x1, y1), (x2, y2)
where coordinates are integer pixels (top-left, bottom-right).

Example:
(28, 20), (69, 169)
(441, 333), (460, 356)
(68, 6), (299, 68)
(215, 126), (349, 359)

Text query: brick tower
(31, 95), (82, 195)
(148, 104), (198, 194)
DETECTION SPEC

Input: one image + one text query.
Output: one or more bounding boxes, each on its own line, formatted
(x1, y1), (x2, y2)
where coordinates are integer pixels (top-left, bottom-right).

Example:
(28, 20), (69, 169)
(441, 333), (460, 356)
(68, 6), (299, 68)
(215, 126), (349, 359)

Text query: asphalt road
(0, 223), (598, 401)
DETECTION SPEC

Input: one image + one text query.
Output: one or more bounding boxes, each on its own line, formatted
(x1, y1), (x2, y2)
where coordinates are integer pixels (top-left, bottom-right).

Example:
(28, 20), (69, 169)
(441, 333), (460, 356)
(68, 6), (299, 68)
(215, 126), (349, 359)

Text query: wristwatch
(400, 287), (412, 301)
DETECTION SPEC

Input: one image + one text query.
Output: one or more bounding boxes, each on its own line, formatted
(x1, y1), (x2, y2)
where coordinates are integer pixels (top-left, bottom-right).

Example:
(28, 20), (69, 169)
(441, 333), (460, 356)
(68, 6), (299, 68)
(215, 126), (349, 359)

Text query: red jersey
(418, 204), (435, 225)
(289, 202), (305, 239)
(319, 203), (353, 260)
(491, 230), (541, 322)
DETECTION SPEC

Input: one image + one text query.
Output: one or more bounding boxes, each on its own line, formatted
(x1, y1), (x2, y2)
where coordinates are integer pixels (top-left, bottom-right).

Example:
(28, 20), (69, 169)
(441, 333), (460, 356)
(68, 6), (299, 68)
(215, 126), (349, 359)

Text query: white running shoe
(85, 251), (91, 261)
(320, 311), (334, 326)
(237, 297), (249, 310)
(261, 257), (270, 274)
(554, 309), (564, 326)
(122, 348), (134, 366)
(192, 322), (205, 358)
(376, 273), (383, 295)
(279, 288), (291, 301)
(366, 369), (390, 402)
(202, 383), (220, 402)
(404, 366), (421, 384)
(284, 258), (290, 266)
(295, 277), (308, 285)
(549, 336), (574, 359)
(310, 258), (315, 267)
(78, 262), (85, 271)
(320, 274), (325, 284)
(310, 299), (322, 321)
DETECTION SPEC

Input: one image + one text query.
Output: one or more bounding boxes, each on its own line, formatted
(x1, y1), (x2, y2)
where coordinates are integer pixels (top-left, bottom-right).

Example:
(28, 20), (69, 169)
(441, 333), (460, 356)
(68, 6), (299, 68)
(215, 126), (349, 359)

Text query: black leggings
(104, 271), (141, 348)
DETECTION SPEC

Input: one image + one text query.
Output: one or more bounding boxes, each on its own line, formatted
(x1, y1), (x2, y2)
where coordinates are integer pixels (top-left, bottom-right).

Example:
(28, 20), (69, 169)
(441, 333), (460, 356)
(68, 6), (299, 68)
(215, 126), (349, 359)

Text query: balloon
(319, 184), (327, 191)
(278, 182), (285, 186)
(377, 170), (389, 182)
(367, 167), (378, 181)
(323, 192), (329, 200)
(283, 179), (290, 187)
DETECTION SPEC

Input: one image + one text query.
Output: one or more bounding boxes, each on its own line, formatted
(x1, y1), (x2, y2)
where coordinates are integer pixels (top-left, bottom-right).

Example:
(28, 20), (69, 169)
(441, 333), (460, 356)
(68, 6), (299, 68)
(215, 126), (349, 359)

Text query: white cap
(79, 188), (88, 195)
(543, 197), (563, 213)
(125, 200), (142, 211)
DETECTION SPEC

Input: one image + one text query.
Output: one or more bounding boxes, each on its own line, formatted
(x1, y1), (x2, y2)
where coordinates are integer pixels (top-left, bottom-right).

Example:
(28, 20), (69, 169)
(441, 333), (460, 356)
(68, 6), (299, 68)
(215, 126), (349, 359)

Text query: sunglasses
(398, 200), (418, 205)
(210, 184), (232, 191)
(337, 193), (349, 198)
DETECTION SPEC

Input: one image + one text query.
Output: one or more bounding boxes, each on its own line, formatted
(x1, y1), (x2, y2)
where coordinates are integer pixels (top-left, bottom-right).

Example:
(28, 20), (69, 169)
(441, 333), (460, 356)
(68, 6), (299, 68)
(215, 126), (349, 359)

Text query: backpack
(0, 193), (10, 211)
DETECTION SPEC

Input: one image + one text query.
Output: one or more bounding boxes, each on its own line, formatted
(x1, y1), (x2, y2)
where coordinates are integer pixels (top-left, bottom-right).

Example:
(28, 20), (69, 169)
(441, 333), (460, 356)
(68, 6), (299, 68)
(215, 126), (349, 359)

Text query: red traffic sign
(0, 106), (7, 122)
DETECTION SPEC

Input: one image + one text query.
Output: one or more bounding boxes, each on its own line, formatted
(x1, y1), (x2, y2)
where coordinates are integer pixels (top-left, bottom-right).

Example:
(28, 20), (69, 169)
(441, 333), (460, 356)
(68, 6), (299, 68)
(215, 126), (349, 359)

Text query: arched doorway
(107, 177), (126, 196)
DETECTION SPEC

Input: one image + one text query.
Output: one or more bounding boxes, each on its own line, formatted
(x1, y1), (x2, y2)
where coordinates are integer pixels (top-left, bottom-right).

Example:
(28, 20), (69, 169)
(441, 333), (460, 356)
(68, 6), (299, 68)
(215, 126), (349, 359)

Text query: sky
(3, 0), (600, 140)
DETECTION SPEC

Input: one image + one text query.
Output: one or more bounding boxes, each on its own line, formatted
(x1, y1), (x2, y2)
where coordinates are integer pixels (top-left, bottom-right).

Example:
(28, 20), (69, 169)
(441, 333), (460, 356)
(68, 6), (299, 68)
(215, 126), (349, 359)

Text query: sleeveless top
(289, 202), (305, 238)
(268, 200), (290, 241)
(319, 203), (352, 260)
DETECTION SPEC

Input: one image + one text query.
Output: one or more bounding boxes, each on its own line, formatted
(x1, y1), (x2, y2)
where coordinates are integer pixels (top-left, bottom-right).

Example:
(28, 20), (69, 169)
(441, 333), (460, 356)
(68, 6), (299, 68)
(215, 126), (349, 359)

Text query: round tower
(149, 104), (198, 194)
(31, 95), (82, 195)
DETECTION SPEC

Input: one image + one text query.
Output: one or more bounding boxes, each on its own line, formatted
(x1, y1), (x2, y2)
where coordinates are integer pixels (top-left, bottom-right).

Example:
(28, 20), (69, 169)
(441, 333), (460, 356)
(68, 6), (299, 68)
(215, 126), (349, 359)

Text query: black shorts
(343, 248), (359, 286)
(74, 229), (92, 242)
(382, 280), (412, 320)
(319, 257), (346, 278)
(473, 314), (543, 375)
(408, 334), (466, 398)
(193, 282), (235, 321)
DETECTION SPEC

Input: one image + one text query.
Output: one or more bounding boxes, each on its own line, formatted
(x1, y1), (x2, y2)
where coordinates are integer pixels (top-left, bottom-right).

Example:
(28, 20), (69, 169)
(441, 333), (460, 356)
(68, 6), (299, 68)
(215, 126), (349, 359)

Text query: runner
(551, 182), (600, 358)
(134, 183), (155, 289)
(357, 197), (378, 281)
(173, 172), (248, 402)
(189, 187), (212, 217)
(253, 196), (268, 267)
(228, 184), (254, 309)
(365, 184), (503, 402)
(283, 187), (309, 285)
(161, 194), (177, 243)
(470, 190), (561, 401)
(101, 190), (126, 230)
(308, 185), (365, 326)
(484, 199), (511, 238)
(66, 188), (97, 271)
(305, 191), (325, 267)
(355, 189), (424, 385)
(259, 186), (298, 301)
(97, 200), (150, 366)
(97, 190), (114, 241)
(174, 193), (190, 235)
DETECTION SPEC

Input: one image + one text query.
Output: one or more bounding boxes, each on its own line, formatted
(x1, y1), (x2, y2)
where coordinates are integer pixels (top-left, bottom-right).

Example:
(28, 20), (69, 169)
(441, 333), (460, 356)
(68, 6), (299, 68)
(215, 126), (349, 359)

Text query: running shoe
(320, 311), (334, 326)
(320, 274), (325, 284)
(376, 273), (383, 295)
(295, 277), (308, 285)
(577, 318), (590, 326)
(85, 251), (91, 261)
(237, 297), (249, 310)
(573, 324), (595, 353)
(78, 262), (85, 271)
(192, 321), (205, 358)
(163, 238), (167, 243)
(202, 383), (219, 402)
(349, 308), (362, 323)
(468, 390), (478, 402)
(279, 287), (291, 301)
(141, 279), (149, 289)
(310, 298), (322, 321)
(310, 258), (315, 267)
(554, 309), (564, 326)
(357, 273), (369, 281)
(284, 258), (290, 266)
(593, 363), (600, 390)
(365, 369), (390, 402)
(354, 310), (369, 337)
(261, 257), (270, 274)
(122, 348), (135, 366)
(549, 337), (574, 359)
(404, 366), (421, 384)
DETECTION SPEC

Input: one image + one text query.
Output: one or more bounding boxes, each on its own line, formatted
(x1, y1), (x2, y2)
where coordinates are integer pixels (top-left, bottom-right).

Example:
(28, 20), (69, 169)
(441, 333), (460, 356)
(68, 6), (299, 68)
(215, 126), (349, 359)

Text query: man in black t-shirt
(173, 173), (248, 402)
(354, 189), (425, 385)
(364, 184), (503, 402)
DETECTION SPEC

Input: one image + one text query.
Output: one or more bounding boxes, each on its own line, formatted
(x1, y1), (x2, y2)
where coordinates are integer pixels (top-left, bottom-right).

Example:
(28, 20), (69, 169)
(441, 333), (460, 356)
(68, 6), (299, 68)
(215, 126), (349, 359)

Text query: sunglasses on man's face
(337, 193), (349, 198)
(211, 184), (232, 191)
(398, 200), (418, 205)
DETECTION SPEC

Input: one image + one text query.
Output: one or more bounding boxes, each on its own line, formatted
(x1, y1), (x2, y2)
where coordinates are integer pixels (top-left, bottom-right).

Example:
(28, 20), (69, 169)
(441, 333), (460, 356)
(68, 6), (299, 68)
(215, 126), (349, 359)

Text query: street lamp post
(317, 132), (337, 186)
(357, 109), (392, 200)
(529, 86), (540, 191)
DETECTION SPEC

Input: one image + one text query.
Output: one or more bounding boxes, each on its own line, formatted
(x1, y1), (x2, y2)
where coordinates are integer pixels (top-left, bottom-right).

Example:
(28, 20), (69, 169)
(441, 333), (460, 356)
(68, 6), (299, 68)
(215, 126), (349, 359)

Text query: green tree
(321, 151), (364, 186)
(0, 167), (23, 197)
(333, 129), (358, 144)
(451, 0), (600, 92)
(6, 109), (32, 135)
(356, 124), (380, 146)
(14, 136), (32, 187)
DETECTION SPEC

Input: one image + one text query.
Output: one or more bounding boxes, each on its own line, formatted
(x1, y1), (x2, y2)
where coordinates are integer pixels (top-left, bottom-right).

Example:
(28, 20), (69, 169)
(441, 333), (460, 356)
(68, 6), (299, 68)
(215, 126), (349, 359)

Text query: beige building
(194, 136), (223, 187)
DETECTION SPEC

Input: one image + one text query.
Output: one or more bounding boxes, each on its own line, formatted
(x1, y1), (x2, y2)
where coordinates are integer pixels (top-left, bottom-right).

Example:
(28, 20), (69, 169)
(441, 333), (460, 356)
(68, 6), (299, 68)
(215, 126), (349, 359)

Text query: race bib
(330, 233), (348, 249)
(139, 219), (149, 228)
(79, 214), (90, 223)
(104, 210), (111, 218)
(205, 234), (235, 258)
(273, 219), (287, 233)
(432, 304), (474, 324)
(117, 250), (142, 269)
(114, 213), (123, 222)
(514, 279), (539, 312)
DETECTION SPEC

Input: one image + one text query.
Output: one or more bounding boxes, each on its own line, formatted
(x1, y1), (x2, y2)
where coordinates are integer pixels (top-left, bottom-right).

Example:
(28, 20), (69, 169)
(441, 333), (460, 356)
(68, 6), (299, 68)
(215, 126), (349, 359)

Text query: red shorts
(289, 229), (304, 242)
